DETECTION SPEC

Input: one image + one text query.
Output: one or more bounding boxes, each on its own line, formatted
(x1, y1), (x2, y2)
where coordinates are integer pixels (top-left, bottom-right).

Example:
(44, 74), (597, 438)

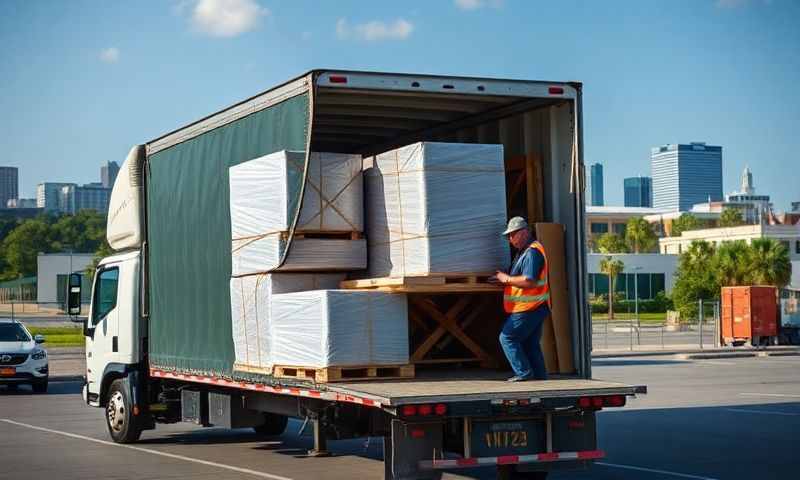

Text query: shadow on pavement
(0, 380), (82, 396)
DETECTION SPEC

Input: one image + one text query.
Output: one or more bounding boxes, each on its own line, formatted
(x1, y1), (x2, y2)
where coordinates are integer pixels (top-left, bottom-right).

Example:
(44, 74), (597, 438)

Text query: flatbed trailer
(72, 70), (646, 479)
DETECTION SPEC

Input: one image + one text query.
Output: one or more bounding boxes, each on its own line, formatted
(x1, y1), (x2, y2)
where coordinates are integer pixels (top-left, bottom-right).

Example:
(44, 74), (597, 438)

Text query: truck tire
(252, 413), (288, 436)
(32, 380), (48, 394)
(106, 379), (143, 443)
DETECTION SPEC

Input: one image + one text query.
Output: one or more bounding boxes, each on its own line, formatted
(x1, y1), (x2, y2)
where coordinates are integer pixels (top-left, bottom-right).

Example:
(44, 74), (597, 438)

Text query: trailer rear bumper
(418, 449), (604, 470)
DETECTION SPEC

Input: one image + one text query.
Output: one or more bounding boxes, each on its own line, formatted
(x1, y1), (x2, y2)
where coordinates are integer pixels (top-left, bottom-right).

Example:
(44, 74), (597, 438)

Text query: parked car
(0, 320), (48, 393)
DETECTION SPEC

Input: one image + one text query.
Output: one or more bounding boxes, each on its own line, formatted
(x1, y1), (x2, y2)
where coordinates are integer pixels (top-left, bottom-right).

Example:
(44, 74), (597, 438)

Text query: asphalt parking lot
(1, 354), (798, 480)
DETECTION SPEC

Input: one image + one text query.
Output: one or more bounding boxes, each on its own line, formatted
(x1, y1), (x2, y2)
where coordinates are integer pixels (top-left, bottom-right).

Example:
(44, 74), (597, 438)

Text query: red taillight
(591, 397), (603, 408)
(434, 403), (447, 415)
(410, 428), (426, 439)
(418, 404), (433, 416)
(604, 395), (625, 407)
(578, 397), (591, 408)
(402, 405), (417, 416)
(328, 75), (348, 84)
(548, 86), (564, 95)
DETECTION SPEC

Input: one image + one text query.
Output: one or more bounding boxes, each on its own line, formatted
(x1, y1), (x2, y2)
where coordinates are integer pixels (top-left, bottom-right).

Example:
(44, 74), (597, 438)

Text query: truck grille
(0, 353), (28, 365)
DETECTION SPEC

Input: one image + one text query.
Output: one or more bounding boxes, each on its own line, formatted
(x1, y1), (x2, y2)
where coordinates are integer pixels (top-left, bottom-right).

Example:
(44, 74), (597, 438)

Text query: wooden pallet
(339, 273), (503, 293)
(286, 230), (363, 241)
(272, 364), (415, 383)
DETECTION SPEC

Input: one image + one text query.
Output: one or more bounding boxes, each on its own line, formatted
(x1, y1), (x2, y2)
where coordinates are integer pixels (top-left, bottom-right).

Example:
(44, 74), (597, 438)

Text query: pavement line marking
(693, 360), (735, 366)
(725, 408), (800, 417)
(739, 393), (800, 398)
(0, 419), (293, 480)
(596, 462), (719, 480)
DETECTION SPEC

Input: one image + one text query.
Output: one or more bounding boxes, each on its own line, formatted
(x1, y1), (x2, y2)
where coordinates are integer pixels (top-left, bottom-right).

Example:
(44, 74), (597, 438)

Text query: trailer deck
(328, 370), (645, 406)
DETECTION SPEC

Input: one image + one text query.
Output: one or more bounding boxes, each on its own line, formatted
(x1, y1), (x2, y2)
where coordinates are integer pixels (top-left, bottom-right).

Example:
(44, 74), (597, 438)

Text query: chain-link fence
(591, 300), (721, 351)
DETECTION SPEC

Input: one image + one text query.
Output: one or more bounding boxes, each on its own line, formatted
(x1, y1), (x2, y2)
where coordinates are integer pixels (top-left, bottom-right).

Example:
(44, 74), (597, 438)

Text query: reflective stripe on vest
(503, 241), (551, 314)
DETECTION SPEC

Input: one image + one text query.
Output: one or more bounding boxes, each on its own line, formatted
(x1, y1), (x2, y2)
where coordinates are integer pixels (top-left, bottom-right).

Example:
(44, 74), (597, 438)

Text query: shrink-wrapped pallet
(230, 273), (345, 371)
(229, 150), (366, 275)
(270, 290), (409, 368)
(364, 142), (509, 278)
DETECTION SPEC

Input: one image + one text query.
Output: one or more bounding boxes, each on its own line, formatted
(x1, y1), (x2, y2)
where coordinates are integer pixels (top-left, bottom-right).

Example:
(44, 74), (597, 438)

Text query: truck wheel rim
(107, 391), (126, 433)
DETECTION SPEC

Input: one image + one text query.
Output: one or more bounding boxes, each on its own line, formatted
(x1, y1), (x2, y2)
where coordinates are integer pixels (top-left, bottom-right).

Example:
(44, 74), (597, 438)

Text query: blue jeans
(499, 306), (549, 380)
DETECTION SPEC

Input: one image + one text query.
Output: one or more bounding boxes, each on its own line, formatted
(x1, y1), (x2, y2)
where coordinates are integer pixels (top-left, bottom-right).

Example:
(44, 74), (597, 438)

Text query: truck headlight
(31, 349), (47, 360)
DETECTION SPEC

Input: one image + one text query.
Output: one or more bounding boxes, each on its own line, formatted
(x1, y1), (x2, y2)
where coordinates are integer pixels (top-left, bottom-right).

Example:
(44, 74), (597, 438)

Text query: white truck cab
(84, 250), (143, 406)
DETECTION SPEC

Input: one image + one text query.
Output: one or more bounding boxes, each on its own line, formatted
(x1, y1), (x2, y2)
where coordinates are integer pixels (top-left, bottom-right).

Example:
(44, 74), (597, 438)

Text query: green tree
(1, 219), (54, 279)
(671, 213), (700, 237)
(748, 238), (791, 287)
(713, 240), (751, 287)
(719, 208), (745, 227)
(596, 233), (629, 254)
(50, 210), (107, 253)
(671, 240), (718, 320)
(599, 257), (624, 320)
(625, 217), (657, 253)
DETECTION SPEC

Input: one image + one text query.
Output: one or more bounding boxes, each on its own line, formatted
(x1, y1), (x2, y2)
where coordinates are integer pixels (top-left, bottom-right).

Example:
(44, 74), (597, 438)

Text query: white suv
(0, 320), (49, 393)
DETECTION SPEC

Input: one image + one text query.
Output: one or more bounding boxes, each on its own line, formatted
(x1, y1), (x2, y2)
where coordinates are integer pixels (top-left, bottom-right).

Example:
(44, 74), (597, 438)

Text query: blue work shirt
(508, 242), (550, 319)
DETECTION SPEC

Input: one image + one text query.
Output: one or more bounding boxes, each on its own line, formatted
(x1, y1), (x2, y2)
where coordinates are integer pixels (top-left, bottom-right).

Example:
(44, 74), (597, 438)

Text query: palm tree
(719, 208), (745, 227)
(625, 217), (657, 253)
(713, 240), (750, 287)
(599, 256), (624, 320)
(748, 238), (791, 287)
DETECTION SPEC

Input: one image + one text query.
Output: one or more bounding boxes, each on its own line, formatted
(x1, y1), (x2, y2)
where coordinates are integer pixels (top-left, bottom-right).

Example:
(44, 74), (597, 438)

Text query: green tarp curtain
(147, 93), (310, 375)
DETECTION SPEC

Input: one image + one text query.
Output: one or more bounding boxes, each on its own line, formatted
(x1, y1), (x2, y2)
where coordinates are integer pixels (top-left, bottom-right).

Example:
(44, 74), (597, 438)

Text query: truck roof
(146, 69), (581, 156)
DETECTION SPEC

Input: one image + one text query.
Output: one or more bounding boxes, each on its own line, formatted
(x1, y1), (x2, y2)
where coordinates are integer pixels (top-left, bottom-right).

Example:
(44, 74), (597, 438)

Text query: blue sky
(1, 0), (798, 209)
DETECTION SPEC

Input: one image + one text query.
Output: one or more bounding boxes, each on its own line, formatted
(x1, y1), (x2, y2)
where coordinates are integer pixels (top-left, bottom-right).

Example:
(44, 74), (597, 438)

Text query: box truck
(71, 70), (645, 479)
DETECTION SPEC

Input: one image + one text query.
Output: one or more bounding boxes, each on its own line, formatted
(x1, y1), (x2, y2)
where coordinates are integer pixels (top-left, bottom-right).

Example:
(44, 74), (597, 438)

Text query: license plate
(0, 367), (16, 376)
(471, 420), (544, 457)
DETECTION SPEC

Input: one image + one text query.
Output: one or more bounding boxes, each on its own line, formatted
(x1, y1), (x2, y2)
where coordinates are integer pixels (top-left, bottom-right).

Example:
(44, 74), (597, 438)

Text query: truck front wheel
(106, 379), (143, 443)
(253, 413), (288, 436)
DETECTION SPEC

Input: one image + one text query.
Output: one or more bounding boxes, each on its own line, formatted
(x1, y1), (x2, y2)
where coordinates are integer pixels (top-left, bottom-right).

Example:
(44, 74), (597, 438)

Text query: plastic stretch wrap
(230, 273), (345, 369)
(229, 150), (365, 275)
(364, 142), (510, 278)
(271, 290), (409, 368)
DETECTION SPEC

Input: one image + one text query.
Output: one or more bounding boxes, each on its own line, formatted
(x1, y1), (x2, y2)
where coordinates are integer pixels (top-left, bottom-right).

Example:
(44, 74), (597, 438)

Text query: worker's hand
(489, 271), (510, 284)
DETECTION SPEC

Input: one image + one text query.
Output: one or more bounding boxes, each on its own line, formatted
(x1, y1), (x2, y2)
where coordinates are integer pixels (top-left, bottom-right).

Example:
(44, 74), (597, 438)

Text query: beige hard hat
(502, 216), (528, 236)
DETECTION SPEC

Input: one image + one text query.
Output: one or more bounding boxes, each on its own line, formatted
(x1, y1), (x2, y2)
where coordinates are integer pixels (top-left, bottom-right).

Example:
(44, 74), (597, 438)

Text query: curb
(593, 346), (800, 359)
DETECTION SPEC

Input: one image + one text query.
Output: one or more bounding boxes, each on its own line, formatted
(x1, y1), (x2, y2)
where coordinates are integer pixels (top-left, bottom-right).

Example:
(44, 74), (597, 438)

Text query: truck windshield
(0, 323), (31, 342)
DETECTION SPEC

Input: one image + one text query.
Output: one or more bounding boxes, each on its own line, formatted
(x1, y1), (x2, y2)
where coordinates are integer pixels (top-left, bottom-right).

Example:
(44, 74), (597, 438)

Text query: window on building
(652, 274), (665, 297)
(796, 240), (800, 255)
(612, 223), (626, 236)
(590, 223), (609, 234)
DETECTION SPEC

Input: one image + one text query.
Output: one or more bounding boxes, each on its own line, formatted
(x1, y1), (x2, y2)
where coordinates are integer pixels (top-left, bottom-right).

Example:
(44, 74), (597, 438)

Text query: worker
(489, 216), (550, 382)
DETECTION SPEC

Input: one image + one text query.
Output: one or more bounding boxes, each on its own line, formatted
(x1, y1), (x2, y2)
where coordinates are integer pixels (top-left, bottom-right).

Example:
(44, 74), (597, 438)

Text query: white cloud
(336, 18), (414, 41)
(454, 0), (503, 10)
(99, 47), (120, 63)
(190, 0), (269, 38)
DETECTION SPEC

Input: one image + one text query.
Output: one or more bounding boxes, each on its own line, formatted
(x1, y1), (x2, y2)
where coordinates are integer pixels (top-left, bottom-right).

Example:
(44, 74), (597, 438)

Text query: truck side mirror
(67, 273), (82, 316)
(34, 334), (45, 344)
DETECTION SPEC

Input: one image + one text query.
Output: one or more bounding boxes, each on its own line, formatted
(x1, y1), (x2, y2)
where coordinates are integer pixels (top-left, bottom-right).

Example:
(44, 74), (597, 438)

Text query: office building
(37, 182), (74, 212)
(651, 142), (723, 212)
(723, 166), (771, 224)
(624, 176), (652, 207)
(101, 161), (120, 189)
(588, 163), (604, 206)
(60, 183), (111, 214)
(0, 167), (18, 208)
(6, 198), (37, 208)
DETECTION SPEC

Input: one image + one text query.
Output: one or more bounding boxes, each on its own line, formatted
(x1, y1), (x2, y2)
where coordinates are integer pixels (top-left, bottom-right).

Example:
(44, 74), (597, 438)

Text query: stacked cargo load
(363, 142), (509, 278)
(229, 273), (345, 374)
(229, 150), (366, 275)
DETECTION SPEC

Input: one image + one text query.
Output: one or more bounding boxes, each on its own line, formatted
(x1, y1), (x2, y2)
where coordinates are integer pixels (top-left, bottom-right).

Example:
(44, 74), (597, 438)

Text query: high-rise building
(101, 161), (120, 189)
(0, 167), (19, 208)
(624, 176), (652, 207)
(37, 182), (75, 212)
(588, 163), (604, 206)
(60, 183), (111, 214)
(723, 166), (771, 224)
(651, 142), (723, 212)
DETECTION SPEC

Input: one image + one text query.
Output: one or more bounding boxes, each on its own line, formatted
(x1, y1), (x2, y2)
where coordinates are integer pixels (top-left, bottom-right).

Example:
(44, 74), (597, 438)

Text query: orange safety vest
(503, 241), (551, 314)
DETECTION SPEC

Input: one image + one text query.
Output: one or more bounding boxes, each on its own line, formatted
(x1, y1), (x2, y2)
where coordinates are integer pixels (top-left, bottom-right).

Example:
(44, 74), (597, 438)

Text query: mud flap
(384, 419), (443, 480)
